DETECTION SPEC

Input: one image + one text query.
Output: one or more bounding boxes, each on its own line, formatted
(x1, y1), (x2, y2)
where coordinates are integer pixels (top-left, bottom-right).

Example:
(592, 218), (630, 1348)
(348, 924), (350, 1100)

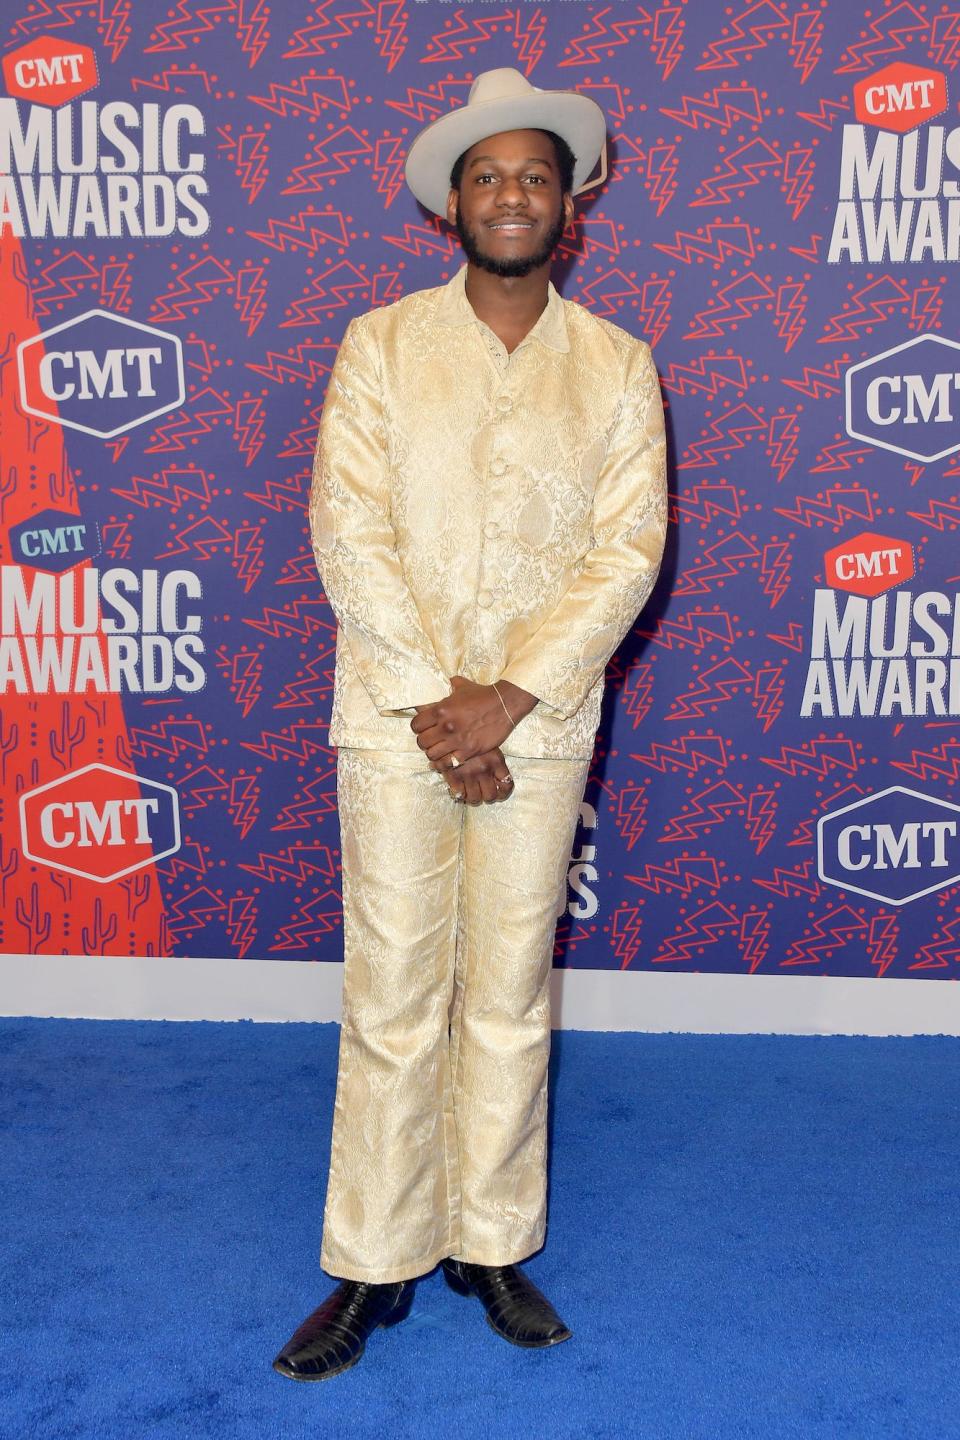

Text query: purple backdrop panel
(1, 2), (959, 980)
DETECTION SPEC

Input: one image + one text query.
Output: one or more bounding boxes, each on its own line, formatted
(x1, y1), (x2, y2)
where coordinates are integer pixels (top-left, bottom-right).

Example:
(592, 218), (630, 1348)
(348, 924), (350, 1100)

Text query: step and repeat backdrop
(2, 0), (960, 992)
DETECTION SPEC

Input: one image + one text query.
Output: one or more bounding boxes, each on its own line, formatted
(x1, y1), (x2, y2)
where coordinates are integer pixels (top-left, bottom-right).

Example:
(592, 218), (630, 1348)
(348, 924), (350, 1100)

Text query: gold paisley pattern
(312, 268), (666, 1282)
(310, 263), (667, 760)
(319, 748), (590, 1283)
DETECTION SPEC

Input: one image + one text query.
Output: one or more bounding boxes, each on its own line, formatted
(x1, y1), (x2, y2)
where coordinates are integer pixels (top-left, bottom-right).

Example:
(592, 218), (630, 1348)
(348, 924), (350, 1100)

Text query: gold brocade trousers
(319, 747), (591, 1283)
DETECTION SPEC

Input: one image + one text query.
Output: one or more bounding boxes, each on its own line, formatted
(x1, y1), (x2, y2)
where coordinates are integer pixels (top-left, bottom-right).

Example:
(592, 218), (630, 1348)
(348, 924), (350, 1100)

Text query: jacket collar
(436, 262), (570, 353)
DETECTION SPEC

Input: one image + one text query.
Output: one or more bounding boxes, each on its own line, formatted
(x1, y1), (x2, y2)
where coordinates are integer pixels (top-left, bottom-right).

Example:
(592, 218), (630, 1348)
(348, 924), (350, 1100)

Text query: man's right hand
(443, 746), (514, 805)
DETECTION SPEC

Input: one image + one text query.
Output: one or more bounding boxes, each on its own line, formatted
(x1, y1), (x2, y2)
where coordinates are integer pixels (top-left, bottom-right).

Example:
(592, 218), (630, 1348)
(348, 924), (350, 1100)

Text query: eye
(473, 171), (548, 184)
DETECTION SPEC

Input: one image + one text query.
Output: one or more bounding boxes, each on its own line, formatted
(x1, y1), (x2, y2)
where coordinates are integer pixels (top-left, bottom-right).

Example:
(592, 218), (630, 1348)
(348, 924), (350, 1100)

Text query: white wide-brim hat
(404, 67), (607, 218)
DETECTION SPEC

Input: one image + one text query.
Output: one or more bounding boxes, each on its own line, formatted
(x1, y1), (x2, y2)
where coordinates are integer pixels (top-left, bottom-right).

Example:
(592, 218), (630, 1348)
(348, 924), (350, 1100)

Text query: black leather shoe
(441, 1258), (572, 1348)
(272, 1278), (415, 1381)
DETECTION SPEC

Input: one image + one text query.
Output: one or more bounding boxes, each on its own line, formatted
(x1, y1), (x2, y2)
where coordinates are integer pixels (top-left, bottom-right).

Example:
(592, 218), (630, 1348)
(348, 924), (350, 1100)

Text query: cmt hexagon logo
(20, 764), (181, 884)
(17, 310), (185, 439)
(845, 335), (960, 463)
(2, 39), (98, 106)
(824, 532), (914, 598)
(853, 63), (947, 132)
(817, 786), (960, 905)
(9, 509), (101, 574)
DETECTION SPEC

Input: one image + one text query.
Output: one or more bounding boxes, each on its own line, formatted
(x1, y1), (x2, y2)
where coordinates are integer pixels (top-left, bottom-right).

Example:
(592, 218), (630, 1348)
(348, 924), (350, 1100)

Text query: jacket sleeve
(309, 314), (452, 716)
(498, 340), (667, 720)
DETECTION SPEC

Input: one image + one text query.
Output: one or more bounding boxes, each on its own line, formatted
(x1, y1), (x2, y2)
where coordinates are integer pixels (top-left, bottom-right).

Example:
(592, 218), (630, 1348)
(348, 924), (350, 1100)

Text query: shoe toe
(535, 1320), (572, 1346)
(273, 1332), (360, 1380)
(273, 1353), (308, 1379)
(473, 1266), (573, 1349)
(490, 1312), (572, 1347)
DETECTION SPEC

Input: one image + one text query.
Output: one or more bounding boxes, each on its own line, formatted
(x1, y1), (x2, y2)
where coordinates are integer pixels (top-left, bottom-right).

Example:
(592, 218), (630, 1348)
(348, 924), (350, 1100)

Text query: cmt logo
(853, 62), (947, 133)
(1, 38), (97, 106)
(10, 508), (100, 574)
(20, 764), (181, 883)
(845, 335), (960, 463)
(818, 787), (960, 905)
(17, 310), (185, 439)
(824, 532), (914, 598)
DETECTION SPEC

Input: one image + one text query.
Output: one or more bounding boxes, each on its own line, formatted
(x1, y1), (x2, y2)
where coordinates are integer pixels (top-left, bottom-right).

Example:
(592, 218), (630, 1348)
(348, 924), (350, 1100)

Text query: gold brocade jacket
(309, 263), (668, 760)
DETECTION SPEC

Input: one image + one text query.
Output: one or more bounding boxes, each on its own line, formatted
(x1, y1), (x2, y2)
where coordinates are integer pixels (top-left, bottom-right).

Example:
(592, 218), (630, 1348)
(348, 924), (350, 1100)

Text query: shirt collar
(436, 262), (569, 353)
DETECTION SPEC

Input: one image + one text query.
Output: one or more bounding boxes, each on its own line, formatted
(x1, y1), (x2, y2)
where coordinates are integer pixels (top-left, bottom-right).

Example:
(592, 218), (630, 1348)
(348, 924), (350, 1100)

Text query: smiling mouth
(488, 221), (535, 232)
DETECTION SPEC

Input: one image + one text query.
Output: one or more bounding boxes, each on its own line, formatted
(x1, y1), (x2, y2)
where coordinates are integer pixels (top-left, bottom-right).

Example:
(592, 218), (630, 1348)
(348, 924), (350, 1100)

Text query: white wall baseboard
(1, 953), (959, 1035)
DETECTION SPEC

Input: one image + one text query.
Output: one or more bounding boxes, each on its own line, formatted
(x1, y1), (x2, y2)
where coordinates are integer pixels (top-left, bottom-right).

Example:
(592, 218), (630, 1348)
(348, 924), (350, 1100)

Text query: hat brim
(404, 90), (607, 218)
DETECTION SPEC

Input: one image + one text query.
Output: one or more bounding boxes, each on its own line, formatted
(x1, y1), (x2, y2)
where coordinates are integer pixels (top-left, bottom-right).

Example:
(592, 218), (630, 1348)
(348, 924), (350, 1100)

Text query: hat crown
(467, 68), (540, 106)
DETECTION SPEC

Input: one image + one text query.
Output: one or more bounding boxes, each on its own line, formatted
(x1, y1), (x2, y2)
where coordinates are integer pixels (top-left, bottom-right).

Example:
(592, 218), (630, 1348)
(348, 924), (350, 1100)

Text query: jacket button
(483, 521), (499, 539)
(476, 589), (494, 608)
(490, 458), (507, 477)
(495, 395), (512, 413)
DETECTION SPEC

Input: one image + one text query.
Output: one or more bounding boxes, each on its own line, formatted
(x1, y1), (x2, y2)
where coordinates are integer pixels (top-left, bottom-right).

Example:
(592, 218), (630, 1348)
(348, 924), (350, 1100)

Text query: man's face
(446, 128), (574, 278)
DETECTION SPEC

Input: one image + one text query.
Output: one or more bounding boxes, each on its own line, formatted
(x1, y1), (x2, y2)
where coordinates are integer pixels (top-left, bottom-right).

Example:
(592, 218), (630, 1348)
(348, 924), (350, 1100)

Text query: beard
(455, 203), (567, 278)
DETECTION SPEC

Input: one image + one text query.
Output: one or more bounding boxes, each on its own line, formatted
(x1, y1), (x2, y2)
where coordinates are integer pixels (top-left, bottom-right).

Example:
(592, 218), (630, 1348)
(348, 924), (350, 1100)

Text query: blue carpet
(1, 1019), (959, 1439)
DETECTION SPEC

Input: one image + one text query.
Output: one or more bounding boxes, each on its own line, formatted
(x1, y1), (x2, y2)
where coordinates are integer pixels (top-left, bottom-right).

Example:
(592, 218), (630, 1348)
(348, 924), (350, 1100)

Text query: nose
(496, 175), (528, 208)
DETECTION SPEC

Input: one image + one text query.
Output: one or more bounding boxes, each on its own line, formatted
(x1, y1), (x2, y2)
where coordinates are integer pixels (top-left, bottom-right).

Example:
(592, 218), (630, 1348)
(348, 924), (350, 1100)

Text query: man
(273, 67), (667, 1381)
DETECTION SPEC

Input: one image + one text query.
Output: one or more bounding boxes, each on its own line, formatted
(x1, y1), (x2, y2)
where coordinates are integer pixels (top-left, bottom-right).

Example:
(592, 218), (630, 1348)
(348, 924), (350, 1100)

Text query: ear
(562, 192), (575, 230)
(445, 188), (458, 226)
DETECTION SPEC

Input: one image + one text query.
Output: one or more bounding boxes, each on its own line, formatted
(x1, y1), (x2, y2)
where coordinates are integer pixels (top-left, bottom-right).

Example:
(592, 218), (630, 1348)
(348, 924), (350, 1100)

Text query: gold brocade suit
(310, 263), (667, 1282)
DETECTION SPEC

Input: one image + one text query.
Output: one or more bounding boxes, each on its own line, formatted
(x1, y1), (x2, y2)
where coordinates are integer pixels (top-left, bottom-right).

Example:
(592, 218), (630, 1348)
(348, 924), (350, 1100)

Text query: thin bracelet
(492, 682), (517, 727)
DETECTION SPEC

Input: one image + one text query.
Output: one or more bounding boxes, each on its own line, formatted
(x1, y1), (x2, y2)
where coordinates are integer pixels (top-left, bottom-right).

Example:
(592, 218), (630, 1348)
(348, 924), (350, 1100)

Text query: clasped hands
(410, 675), (536, 805)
